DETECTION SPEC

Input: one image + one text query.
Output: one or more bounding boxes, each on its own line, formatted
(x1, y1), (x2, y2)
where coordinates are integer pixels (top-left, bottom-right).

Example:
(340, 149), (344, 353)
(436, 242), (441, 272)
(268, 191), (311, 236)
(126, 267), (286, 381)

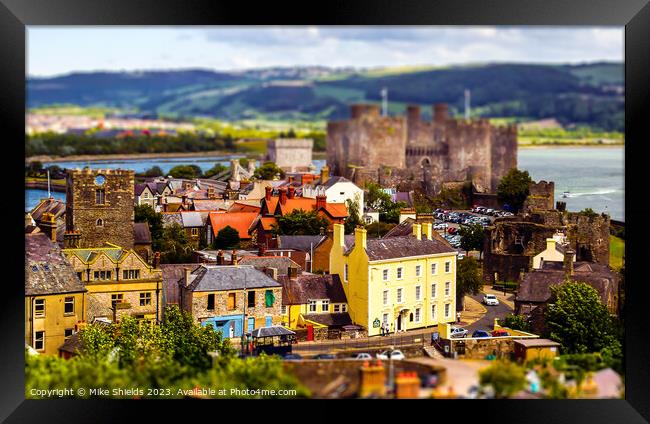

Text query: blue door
(265, 316), (273, 327)
(248, 317), (255, 332)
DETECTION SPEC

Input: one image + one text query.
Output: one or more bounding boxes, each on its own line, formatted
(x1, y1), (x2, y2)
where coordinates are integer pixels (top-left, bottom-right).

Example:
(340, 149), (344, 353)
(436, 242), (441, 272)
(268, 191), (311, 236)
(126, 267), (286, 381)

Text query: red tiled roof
(209, 212), (259, 239)
(260, 217), (277, 231)
(274, 197), (348, 219)
(323, 203), (348, 219)
(229, 202), (262, 213)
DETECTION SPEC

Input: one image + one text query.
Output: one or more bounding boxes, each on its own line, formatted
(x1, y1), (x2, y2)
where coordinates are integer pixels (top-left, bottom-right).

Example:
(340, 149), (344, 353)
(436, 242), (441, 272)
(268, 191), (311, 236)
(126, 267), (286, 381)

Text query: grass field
(609, 235), (625, 271)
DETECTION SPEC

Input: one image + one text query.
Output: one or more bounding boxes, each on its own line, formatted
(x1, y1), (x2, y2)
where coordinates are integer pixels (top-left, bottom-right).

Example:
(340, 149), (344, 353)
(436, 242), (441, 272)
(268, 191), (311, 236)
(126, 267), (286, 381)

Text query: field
(609, 235), (625, 271)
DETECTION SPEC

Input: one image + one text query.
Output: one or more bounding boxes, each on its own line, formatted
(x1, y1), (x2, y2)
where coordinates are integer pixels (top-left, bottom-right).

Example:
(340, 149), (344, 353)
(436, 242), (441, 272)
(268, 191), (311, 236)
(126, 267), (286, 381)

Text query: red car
(447, 227), (458, 235)
(491, 329), (509, 337)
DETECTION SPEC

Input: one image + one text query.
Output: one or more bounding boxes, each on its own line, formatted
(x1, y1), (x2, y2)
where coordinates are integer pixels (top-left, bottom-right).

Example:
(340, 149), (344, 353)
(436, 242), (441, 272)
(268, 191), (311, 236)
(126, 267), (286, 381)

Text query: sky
(27, 26), (624, 77)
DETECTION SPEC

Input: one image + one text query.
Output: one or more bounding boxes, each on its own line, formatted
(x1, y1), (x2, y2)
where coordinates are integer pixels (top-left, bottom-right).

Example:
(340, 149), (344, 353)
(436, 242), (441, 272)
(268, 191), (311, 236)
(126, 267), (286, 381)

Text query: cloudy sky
(27, 26), (623, 77)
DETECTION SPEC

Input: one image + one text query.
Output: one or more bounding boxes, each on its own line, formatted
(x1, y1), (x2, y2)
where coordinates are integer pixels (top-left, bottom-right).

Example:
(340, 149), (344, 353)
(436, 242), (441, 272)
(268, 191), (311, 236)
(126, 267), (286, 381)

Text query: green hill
(27, 62), (624, 131)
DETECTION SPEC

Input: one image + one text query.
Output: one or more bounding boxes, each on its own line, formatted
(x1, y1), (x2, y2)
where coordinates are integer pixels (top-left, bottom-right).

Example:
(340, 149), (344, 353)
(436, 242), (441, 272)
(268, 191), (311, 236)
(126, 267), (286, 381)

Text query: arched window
(96, 218), (104, 227)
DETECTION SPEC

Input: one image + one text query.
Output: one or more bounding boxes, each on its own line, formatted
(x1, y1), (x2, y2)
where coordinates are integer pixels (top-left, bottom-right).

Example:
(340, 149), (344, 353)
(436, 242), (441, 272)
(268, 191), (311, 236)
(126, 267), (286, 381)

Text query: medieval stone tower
(327, 103), (518, 193)
(64, 168), (135, 249)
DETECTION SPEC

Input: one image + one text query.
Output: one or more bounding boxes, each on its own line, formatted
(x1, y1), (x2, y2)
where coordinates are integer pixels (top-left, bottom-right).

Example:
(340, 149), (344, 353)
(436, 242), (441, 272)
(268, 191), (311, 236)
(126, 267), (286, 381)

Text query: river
(25, 146), (624, 221)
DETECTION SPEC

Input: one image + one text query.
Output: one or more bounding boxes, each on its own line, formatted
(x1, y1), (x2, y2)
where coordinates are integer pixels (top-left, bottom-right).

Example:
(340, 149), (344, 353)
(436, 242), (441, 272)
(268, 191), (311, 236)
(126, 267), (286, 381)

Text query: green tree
(204, 163), (228, 178)
(545, 281), (622, 370)
(143, 166), (164, 177)
(497, 168), (532, 213)
(456, 257), (483, 310)
(579, 208), (598, 218)
(479, 360), (527, 398)
(501, 313), (530, 331)
(364, 182), (407, 223)
(135, 204), (163, 252)
(254, 162), (285, 180)
(459, 223), (485, 258)
(344, 198), (362, 234)
(274, 210), (330, 235)
(169, 164), (202, 179)
(212, 225), (241, 250)
(159, 223), (194, 263)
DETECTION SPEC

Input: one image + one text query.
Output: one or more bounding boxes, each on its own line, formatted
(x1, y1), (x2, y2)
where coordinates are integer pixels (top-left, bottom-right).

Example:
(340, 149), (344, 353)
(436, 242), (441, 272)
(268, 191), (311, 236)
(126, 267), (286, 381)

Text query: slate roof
(87, 295), (113, 320)
(278, 274), (346, 305)
(516, 263), (619, 304)
(347, 235), (457, 261)
(514, 338), (561, 348)
(277, 235), (327, 252)
(194, 249), (255, 263)
(251, 325), (295, 338)
(58, 333), (83, 354)
(192, 199), (231, 211)
(30, 198), (66, 221)
(66, 246), (126, 264)
(238, 256), (302, 275)
(181, 211), (204, 228)
(26, 233), (87, 296)
(183, 265), (281, 292)
(302, 312), (353, 327)
(133, 222), (152, 244)
(160, 263), (200, 305)
(161, 212), (183, 227)
(383, 218), (453, 246)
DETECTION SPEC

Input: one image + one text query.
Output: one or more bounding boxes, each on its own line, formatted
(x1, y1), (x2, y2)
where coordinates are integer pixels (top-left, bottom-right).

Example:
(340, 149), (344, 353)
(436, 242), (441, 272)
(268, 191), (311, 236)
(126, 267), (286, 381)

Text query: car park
(483, 294), (500, 306)
(313, 353), (336, 360)
(376, 350), (406, 360)
(472, 330), (491, 338)
(450, 327), (468, 338)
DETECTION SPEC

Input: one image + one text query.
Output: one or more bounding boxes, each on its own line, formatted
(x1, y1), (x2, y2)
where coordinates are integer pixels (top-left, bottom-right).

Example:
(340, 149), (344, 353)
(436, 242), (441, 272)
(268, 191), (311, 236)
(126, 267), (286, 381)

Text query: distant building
(26, 233), (87, 355)
(266, 138), (314, 172)
(303, 166), (365, 215)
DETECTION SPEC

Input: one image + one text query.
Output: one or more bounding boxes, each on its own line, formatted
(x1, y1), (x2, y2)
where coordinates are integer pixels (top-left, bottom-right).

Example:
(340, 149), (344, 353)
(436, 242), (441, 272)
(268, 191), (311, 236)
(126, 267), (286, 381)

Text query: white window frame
(415, 285), (421, 301)
(382, 269), (389, 281)
(445, 303), (450, 318)
(308, 300), (317, 312)
(431, 304), (437, 320)
(321, 299), (330, 312)
(333, 304), (340, 313)
(415, 308), (421, 323)
(445, 281), (451, 297)
(445, 261), (451, 273)
(383, 313), (389, 325)
(431, 263), (437, 275)
(431, 283), (437, 298)
(64, 296), (75, 315)
(383, 289), (389, 306)
(34, 331), (45, 351)
(415, 265), (421, 277)
(281, 305), (287, 315)
(34, 298), (45, 317)
(396, 267), (403, 280)
(341, 304), (347, 312)
(397, 288), (403, 303)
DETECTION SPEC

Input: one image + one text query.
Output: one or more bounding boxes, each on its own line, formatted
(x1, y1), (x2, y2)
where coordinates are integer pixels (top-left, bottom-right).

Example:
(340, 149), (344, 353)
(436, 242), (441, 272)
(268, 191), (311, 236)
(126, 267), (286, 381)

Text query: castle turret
(407, 105), (421, 122)
(351, 104), (381, 119)
(433, 103), (449, 123)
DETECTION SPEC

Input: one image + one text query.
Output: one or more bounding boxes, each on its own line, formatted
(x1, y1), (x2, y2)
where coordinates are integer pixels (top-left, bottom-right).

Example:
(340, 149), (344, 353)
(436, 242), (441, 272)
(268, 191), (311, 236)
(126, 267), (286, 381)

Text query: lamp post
(241, 272), (247, 356)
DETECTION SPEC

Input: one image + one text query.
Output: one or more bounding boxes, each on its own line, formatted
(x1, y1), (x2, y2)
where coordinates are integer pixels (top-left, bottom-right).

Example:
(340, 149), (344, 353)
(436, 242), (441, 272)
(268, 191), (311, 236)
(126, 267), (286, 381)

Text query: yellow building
(26, 233), (87, 355)
(63, 243), (162, 323)
(330, 222), (457, 336)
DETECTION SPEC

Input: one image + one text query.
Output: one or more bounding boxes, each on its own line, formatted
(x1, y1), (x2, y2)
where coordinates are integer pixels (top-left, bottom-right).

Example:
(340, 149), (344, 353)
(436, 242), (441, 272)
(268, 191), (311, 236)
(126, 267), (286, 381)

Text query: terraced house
(178, 265), (282, 339)
(63, 243), (163, 323)
(330, 222), (458, 337)
(26, 233), (87, 355)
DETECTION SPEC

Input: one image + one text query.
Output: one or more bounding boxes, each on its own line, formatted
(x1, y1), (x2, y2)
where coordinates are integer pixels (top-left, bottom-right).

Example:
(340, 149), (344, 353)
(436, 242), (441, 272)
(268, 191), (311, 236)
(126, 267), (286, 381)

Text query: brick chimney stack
(184, 267), (192, 288)
(265, 186), (272, 201)
(279, 188), (288, 205)
(320, 165), (330, 185)
(216, 250), (224, 265)
(153, 251), (160, 268)
(564, 249), (575, 279)
(288, 266), (298, 280)
(258, 243), (267, 257)
(231, 250), (239, 265)
(288, 186), (295, 199)
(316, 194), (327, 210)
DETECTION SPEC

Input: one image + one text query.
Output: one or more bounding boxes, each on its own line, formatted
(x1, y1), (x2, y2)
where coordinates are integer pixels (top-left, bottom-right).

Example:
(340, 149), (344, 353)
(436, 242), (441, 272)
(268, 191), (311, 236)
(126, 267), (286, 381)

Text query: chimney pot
(184, 267), (192, 287)
(288, 186), (295, 199)
(265, 186), (272, 201)
(316, 194), (326, 210)
(279, 188), (288, 205)
(231, 250), (238, 265)
(217, 250), (225, 265)
(320, 165), (330, 185)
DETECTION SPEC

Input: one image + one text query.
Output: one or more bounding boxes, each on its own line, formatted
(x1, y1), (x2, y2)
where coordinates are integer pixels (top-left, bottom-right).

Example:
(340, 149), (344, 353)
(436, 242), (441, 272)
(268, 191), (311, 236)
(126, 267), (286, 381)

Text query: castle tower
(65, 168), (135, 249)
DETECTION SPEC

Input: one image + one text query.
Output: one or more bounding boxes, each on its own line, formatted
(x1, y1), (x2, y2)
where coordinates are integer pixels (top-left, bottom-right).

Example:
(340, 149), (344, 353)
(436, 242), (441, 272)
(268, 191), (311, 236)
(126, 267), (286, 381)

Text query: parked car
(353, 353), (373, 360)
(472, 330), (491, 338)
(283, 353), (303, 360)
(312, 353), (336, 360)
(483, 294), (500, 306)
(450, 327), (468, 338)
(376, 349), (406, 360)
(491, 329), (509, 337)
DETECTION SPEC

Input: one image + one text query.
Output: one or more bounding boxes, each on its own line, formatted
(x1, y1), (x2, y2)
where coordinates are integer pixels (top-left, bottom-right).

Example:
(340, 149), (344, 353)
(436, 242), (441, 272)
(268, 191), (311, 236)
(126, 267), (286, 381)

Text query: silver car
(449, 327), (468, 338)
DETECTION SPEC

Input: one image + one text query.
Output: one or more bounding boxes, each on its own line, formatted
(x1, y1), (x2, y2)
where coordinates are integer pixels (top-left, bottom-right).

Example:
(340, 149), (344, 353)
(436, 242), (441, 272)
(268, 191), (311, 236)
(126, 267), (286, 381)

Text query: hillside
(27, 62), (624, 131)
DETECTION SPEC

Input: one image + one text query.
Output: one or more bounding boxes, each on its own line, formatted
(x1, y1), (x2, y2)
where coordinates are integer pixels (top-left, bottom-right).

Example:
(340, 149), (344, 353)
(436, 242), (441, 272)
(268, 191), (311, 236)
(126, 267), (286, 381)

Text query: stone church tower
(64, 168), (135, 249)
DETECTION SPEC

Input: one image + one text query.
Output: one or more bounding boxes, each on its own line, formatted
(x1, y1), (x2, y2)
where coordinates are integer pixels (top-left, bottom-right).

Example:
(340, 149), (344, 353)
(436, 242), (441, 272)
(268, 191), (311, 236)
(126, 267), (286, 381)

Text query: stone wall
(443, 337), (518, 360)
(184, 287), (283, 325)
(523, 181), (555, 212)
(88, 290), (161, 321)
(266, 138), (314, 172)
(65, 168), (134, 249)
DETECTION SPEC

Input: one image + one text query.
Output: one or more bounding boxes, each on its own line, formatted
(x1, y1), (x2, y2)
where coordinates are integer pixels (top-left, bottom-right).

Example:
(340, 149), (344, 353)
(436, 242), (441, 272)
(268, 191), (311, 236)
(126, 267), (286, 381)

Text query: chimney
(258, 243), (267, 257)
(40, 212), (57, 243)
(320, 165), (330, 185)
(153, 251), (161, 268)
(354, 226), (367, 250)
(231, 250), (238, 266)
(288, 175), (295, 184)
(216, 250), (225, 265)
(407, 105), (421, 122)
(265, 186), (272, 201)
(564, 249), (575, 279)
(422, 222), (433, 240)
(279, 188), (288, 205)
(184, 267), (192, 288)
(433, 103), (449, 123)
(288, 186), (295, 199)
(265, 267), (278, 281)
(333, 223), (345, 248)
(316, 194), (327, 210)
(288, 266), (298, 280)
(546, 238), (556, 252)
(207, 187), (216, 199)
(412, 223), (422, 240)
(319, 226), (326, 236)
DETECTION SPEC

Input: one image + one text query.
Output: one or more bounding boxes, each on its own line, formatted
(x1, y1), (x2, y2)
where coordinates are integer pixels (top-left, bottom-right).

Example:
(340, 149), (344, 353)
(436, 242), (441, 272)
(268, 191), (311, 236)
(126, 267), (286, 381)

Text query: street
(464, 290), (514, 333)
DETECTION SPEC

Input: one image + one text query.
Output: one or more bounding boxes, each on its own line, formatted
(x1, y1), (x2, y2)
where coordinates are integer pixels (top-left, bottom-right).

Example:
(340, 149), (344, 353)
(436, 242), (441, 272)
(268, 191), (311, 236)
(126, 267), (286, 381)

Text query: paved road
(464, 291), (513, 333)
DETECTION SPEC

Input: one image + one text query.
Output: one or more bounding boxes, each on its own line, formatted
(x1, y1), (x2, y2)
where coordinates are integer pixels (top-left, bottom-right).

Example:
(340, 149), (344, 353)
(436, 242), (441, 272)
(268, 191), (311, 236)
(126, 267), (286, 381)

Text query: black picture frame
(2, 0), (648, 421)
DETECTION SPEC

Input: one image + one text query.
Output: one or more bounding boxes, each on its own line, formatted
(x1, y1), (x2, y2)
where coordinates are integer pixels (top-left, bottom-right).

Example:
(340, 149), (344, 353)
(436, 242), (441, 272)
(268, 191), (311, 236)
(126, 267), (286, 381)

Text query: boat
(562, 190), (570, 198)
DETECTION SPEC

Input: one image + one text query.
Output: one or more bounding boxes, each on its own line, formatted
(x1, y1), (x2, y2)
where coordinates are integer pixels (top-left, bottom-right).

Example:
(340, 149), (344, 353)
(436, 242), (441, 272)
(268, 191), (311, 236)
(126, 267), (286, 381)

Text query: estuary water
(25, 146), (624, 221)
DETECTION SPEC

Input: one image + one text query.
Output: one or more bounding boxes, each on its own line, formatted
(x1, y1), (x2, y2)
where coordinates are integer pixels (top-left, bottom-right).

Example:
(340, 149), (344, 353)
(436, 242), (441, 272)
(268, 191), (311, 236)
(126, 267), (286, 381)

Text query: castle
(64, 168), (135, 249)
(265, 138), (315, 173)
(326, 104), (518, 193)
